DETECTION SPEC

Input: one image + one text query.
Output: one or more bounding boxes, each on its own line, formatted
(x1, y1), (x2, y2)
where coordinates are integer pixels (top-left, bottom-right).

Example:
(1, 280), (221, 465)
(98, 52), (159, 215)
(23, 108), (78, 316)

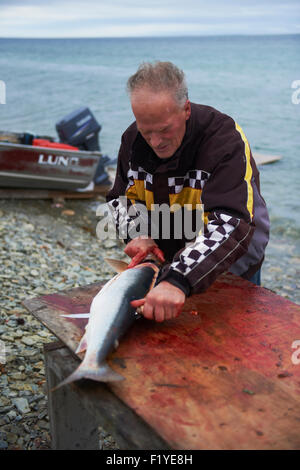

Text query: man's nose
(149, 133), (162, 148)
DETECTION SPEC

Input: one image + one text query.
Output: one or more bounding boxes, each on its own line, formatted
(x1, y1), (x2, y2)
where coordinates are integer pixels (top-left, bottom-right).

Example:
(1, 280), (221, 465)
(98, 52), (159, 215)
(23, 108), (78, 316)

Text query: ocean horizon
(1, 33), (299, 38)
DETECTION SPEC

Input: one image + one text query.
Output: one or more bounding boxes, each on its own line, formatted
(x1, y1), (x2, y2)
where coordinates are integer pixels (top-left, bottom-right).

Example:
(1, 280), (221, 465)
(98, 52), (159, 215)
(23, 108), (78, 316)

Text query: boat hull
(0, 142), (101, 190)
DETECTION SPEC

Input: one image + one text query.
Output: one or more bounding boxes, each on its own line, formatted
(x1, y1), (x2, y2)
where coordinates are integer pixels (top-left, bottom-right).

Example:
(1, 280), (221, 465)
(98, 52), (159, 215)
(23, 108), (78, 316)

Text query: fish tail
(51, 362), (124, 392)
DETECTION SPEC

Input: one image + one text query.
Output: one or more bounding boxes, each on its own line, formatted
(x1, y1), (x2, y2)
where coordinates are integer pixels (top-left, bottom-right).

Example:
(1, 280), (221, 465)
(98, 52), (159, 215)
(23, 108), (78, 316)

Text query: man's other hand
(125, 236), (165, 268)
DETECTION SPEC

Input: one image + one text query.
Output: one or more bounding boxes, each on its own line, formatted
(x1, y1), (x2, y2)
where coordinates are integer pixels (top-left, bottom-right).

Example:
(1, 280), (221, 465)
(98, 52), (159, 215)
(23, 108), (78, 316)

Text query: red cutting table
(23, 272), (300, 450)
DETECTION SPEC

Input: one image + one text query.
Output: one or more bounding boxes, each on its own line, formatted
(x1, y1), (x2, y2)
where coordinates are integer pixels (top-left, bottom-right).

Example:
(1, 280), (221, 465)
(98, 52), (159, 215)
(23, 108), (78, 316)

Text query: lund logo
(38, 154), (79, 166)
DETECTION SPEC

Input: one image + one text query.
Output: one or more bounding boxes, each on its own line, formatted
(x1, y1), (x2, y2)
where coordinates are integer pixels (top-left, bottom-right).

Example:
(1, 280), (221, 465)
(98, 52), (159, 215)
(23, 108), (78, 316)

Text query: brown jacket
(106, 103), (270, 295)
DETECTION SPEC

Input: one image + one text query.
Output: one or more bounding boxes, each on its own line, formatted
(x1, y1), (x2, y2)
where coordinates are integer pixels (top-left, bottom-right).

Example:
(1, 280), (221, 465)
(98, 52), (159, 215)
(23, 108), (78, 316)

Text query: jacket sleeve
(159, 119), (256, 295)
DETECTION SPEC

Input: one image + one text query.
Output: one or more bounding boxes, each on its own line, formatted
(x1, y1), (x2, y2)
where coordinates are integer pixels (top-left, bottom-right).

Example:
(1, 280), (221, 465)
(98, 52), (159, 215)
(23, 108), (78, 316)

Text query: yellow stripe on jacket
(235, 122), (254, 220)
(169, 187), (202, 211)
(125, 180), (154, 210)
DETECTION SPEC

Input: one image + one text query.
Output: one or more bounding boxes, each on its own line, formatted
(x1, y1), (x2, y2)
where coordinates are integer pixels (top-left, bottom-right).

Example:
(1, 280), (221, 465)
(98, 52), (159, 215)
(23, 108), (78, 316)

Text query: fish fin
(51, 362), (124, 392)
(75, 333), (88, 354)
(114, 339), (119, 349)
(104, 258), (129, 273)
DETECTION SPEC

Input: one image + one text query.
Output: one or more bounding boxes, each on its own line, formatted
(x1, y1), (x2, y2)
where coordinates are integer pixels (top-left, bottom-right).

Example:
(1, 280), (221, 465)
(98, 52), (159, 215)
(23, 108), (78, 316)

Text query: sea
(0, 35), (299, 299)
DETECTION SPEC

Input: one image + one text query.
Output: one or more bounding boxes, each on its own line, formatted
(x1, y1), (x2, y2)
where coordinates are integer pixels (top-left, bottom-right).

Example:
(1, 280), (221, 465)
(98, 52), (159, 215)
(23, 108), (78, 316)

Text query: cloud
(0, 0), (299, 37)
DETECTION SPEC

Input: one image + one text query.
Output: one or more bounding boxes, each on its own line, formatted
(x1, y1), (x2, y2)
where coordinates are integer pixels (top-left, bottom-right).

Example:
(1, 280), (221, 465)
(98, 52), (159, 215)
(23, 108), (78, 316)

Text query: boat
(0, 107), (115, 191)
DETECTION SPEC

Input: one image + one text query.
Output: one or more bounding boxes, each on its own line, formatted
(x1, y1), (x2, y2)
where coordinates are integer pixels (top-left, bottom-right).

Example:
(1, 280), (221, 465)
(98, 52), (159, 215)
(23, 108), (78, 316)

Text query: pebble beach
(0, 195), (124, 450)
(0, 194), (299, 450)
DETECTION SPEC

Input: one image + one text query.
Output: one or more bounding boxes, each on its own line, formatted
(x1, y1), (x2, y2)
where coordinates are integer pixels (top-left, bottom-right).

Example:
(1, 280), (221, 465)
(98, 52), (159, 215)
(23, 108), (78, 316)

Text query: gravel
(0, 196), (299, 450)
(0, 196), (125, 450)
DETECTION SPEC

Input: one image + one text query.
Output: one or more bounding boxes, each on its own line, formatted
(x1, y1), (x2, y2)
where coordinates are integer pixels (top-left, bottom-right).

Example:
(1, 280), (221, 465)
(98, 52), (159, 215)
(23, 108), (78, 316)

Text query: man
(106, 61), (270, 322)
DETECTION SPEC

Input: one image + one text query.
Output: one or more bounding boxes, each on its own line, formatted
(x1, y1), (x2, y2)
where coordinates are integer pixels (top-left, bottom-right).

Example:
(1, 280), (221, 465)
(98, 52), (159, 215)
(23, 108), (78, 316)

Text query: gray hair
(127, 61), (188, 107)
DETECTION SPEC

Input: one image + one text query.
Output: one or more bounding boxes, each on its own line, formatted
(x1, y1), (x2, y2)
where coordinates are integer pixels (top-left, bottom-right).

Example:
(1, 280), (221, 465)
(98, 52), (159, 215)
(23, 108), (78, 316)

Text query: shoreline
(0, 197), (299, 450)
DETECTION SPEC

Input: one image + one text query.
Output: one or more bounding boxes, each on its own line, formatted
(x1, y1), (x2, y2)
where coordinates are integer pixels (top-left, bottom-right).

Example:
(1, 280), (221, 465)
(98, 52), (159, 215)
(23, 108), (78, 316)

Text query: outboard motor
(56, 107), (117, 186)
(56, 107), (101, 151)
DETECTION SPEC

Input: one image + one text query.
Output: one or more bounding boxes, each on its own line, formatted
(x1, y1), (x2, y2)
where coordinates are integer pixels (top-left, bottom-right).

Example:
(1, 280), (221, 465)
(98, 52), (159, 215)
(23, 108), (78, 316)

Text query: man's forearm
(158, 212), (255, 295)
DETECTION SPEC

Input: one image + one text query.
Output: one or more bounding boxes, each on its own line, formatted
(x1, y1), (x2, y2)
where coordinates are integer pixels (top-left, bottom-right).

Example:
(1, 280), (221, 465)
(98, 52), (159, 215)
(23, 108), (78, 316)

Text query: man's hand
(130, 281), (185, 322)
(125, 236), (165, 268)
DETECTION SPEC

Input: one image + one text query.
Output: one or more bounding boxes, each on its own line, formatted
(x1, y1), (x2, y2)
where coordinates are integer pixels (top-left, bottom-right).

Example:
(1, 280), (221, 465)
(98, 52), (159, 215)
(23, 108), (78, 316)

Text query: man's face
(131, 88), (191, 159)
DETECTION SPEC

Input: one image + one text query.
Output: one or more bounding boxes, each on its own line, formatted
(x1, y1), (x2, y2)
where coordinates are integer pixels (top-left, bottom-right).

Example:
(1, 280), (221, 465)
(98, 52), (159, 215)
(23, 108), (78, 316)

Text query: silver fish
(53, 258), (160, 390)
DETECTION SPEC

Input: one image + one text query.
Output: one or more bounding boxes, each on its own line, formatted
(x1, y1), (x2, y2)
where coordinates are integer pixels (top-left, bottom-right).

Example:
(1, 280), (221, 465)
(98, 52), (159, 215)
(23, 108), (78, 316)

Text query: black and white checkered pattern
(107, 197), (149, 240)
(171, 212), (240, 275)
(127, 166), (153, 192)
(107, 165), (154, 240)
(107, 198), (135, 237)
(168, 170), (210, 194)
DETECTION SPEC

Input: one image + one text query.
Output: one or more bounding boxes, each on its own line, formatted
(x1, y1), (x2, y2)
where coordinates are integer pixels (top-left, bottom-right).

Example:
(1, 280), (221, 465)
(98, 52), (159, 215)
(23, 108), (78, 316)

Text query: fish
(53, 257), (160, 390)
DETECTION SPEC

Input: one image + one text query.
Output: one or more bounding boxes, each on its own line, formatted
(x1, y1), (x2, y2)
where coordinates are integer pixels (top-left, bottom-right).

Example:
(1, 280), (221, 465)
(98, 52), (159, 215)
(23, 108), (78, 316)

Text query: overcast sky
(0, 0), (299, 38)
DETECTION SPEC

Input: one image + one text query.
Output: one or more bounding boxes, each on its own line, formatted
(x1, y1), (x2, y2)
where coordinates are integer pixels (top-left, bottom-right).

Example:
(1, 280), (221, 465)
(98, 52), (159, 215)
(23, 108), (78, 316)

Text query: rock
(0, 440), (8, 450)
(17, 437), (24, 447)
(23, 423), (31, 434)
(61, 210), (75, 216)
(9, 372), (26, 380)
(6, 431), (19, 444)
(30, 270), (39, 277)
(12, 331), (23, 339)
(23, 223), (35, 232)
(7, 410), (17, 420)
(28, 394), (45, 404)
(37, 409), (48, 420)
(38, 420), (49, 431)
(103, 239), (117, 249)
(21, 349), (38, 357)
(37, 331), (50, 338)
(21, 337), (35, 346)
(0, 397), (11, 407)
(1, 334), (15, 342)
(30, 335), (49, 344)
(13, 398), (31, 414)
(33, 361), (44, 370)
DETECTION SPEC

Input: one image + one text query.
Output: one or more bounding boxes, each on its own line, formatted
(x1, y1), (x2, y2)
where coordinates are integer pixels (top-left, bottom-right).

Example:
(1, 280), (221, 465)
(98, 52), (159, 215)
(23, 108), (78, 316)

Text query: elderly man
(106, 61), (270, 322)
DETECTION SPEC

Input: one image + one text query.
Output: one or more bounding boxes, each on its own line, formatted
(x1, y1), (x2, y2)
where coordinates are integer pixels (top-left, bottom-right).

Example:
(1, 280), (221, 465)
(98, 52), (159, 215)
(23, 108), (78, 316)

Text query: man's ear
(184, 100), (191, 120)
